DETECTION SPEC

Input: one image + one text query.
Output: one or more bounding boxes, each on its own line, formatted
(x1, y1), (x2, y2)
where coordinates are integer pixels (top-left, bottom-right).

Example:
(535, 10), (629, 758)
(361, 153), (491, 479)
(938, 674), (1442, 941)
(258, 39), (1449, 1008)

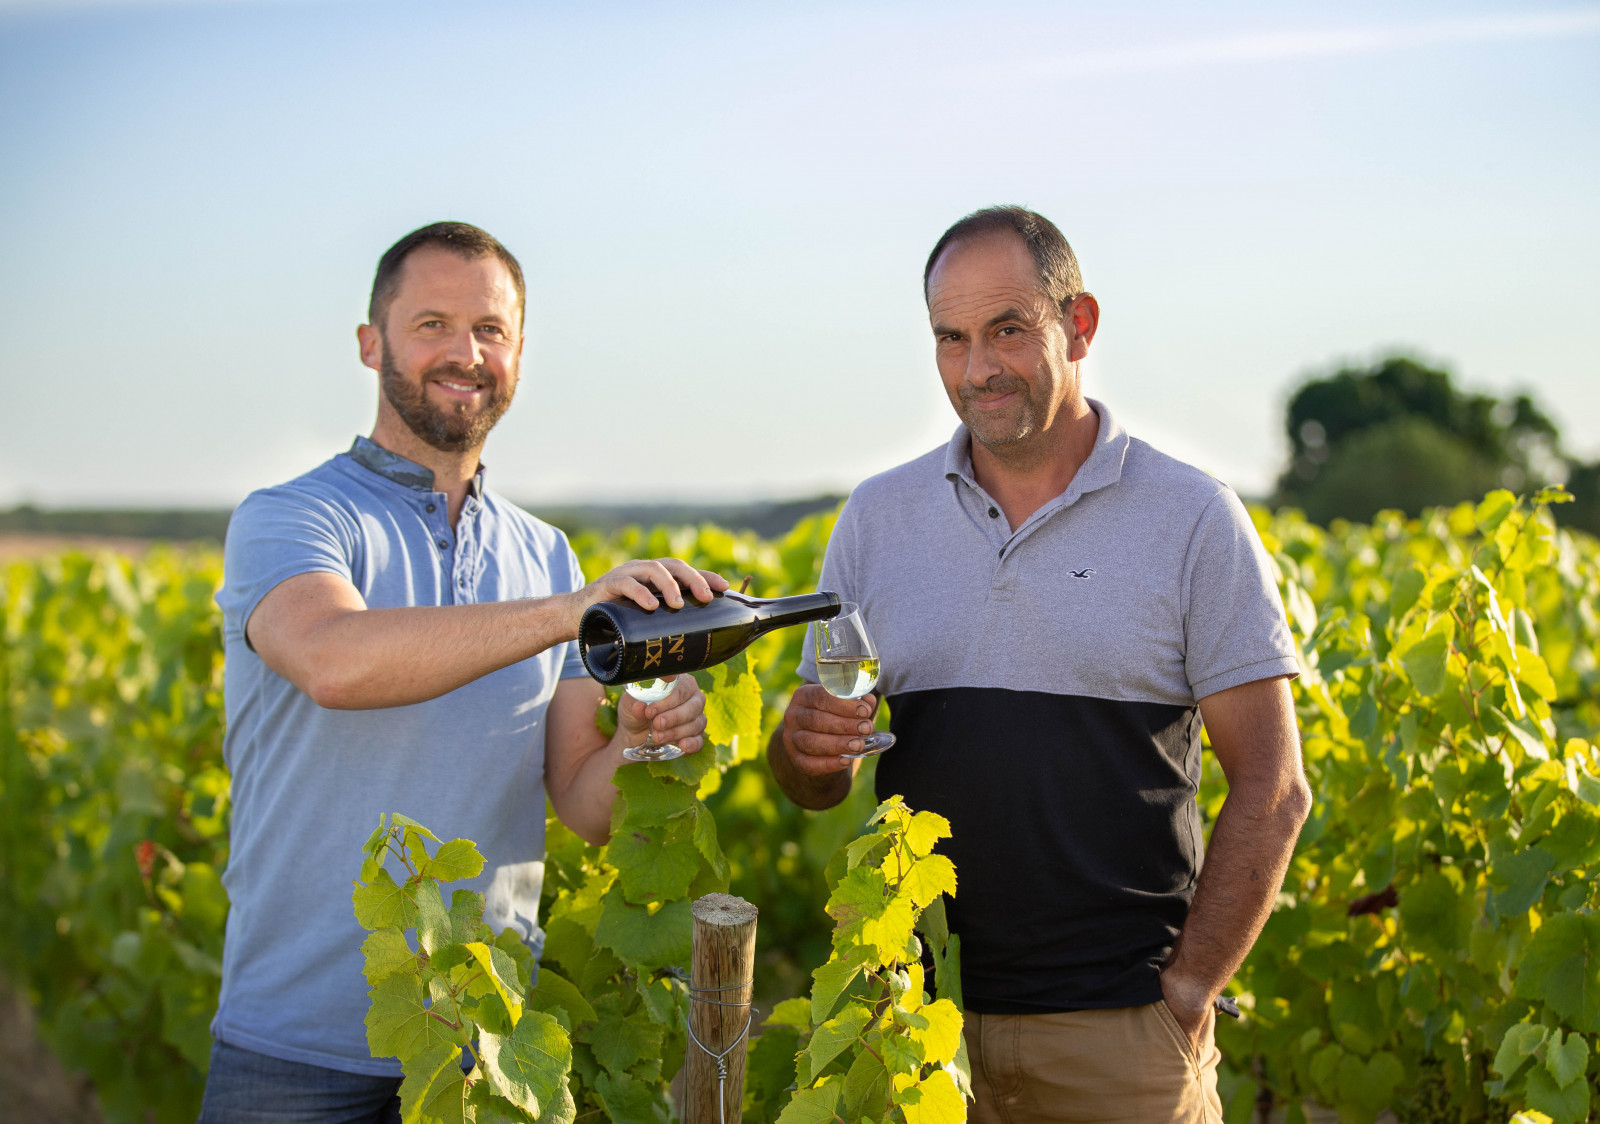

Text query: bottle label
(638, 631), (711, 676)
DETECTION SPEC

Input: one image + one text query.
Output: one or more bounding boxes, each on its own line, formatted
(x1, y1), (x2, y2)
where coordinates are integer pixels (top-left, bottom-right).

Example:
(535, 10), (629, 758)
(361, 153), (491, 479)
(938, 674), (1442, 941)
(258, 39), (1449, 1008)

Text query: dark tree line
(1273, 355), (1600, 534)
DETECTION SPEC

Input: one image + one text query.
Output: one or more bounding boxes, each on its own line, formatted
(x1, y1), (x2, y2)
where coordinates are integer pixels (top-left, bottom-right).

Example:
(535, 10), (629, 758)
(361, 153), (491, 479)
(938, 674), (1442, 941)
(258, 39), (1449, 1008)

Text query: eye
(476, 325), (505, 338)
(996, 326), (1018, 337)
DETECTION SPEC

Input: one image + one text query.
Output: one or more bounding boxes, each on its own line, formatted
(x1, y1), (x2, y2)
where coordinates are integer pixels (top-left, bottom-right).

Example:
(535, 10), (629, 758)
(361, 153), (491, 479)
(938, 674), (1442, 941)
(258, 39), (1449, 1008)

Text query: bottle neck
(752, 591), (841, 631)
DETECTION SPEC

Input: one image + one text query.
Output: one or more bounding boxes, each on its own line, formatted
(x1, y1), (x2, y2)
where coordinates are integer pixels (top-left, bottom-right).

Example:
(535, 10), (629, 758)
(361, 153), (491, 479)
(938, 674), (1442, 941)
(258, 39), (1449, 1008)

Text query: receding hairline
(367, 221), (526, 330)
(922, 205), (1084, 313)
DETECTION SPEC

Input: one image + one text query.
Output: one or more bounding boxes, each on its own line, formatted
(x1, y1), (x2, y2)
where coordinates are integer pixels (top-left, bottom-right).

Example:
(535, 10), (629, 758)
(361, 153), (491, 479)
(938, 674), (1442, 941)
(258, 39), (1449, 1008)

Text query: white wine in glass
(621, 678), (684, 762)
(812, 603), (895, 759)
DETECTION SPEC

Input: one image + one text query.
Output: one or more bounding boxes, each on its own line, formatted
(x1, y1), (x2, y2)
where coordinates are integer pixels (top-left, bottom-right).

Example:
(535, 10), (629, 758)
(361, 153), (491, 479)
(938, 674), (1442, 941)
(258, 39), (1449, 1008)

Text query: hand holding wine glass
(812, 602), (895, 758)
(618, 675), (705, 763)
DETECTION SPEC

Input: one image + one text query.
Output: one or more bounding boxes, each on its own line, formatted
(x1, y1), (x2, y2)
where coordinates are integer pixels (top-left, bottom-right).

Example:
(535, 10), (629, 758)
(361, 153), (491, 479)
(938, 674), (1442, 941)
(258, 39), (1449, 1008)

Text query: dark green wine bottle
(578, 589), (841, 685)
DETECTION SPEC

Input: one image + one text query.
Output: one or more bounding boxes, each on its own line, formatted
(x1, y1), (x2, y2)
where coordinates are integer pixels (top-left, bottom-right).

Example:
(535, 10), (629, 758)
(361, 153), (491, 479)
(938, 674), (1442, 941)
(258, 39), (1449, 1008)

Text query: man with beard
(769, 207), (1311, 1123)
(202, 223), (723, 1120)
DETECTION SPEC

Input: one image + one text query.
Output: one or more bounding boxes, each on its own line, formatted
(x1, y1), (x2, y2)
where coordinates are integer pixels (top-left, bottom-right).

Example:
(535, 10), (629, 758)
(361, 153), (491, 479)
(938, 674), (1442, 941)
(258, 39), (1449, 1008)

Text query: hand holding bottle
(566, 558), (729, 638)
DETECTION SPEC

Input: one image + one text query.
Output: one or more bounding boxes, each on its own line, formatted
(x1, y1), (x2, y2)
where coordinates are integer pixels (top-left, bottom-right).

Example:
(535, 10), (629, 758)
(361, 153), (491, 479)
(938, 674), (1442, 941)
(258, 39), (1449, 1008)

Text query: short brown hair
(923, 205), (1083, 312)
(368, 222), (526, 328)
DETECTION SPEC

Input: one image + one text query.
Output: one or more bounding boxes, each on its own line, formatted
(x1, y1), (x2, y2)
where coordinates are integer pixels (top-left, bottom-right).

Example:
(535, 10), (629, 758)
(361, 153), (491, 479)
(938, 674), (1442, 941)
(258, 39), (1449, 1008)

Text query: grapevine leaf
(705, 655), (763, 752)
(775, 1082), (842, 1124)
(764, 997), (812, 1032)
(841, 1046), (892, 1121)
(690, 803), (729, 886)
(900, 855), (957, 909)
(425, 838), (485, 883)
(493, 926), (535, 992)
(585, 1013), (664, 1077)
(592, 1067), (659, 1124)
(907, 999), (963, 1068)
(1477, 490), (1517, 533)
(366, 973), (459, 1060)
(869, 795), (910, 827)
(610, 766), (698, 828)
(812, 948), (869, 1025)
(478, 1010), (571, 1118)
(1547, 1030), (1590, 1090)
(802, 1002), (873, 1084)
(1514, 912), (1600, 1031)
(399, 1043), (465, 1124)
(1489, 847), (1556, 917)
(354, 868), (417, 931)
(1493, 1023), (1548, 1079)
(893, 1068), (965, 1124)
(451, 890), (490, 945)
(861, 893), (917, 968)
(746, 1026), (802, 1117)
(905, 811), (952, 859)
(1400, 626), (1453, 699)
(390, 812), (440, 842)
(607, 826), (701, 905)
(827, 865), (889, 950)
(361, 928), (417, 984)
(462, 941), (525, 1021)
(414, 880), (452, 954)
(845, 831), (891, 872)
(1526, 1064), (1591, 1124)
(917, 895), (950, 955)
(593, 887), (692, 971)
(464, 1083), (539, 1124)
(933, 933), (964, 1011)
(528, 966), (597, 1026)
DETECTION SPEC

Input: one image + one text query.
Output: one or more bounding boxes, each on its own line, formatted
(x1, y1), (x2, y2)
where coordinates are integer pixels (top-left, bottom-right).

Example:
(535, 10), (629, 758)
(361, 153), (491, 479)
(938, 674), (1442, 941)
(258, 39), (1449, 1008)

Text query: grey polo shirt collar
(943, 396), (1131, 556)
(345, 435), (486, 501)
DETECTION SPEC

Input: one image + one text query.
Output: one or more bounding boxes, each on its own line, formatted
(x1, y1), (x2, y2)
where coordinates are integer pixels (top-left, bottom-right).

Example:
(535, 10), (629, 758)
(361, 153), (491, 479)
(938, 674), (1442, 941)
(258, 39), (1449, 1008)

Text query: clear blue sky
(2, 0), (1597, 506)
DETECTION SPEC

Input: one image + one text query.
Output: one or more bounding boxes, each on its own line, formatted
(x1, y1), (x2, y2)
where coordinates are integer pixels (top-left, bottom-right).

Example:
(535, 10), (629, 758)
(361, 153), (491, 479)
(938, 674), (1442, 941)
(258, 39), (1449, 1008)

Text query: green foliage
(756, 795), (970, 1124)
(1218, 489), (1600, 1123)
(0, 548), (228, 1123)
(6, 490), (1599, 1123)
(353, 815), (577, 1123)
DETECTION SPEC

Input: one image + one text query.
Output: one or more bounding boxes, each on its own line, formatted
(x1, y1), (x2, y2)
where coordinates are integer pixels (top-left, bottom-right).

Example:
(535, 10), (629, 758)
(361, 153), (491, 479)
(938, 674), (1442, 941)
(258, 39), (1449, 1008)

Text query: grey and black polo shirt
(798, 398), (1298, 1014)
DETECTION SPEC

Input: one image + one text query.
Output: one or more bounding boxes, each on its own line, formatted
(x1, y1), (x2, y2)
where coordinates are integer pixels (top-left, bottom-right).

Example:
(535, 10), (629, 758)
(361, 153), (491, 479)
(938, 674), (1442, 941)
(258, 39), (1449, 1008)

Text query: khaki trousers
(963, 1002), (1223, 1124)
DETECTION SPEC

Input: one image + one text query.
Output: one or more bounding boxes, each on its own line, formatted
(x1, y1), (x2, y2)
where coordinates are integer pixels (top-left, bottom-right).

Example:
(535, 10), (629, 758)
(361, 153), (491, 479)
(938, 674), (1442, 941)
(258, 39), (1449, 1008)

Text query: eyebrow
(931, 307), (1029, 337)
(411, 309), (510, 325)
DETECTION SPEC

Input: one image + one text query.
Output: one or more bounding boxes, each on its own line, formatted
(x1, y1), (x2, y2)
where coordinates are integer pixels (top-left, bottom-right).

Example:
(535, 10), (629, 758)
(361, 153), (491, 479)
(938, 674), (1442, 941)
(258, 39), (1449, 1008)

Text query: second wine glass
(812, 602), (896, 759)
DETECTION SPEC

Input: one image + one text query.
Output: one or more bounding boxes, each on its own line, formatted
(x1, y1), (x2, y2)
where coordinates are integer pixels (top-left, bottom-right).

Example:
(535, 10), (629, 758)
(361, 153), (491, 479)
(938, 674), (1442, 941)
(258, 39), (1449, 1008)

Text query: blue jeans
(197, 1039), (400, 1124)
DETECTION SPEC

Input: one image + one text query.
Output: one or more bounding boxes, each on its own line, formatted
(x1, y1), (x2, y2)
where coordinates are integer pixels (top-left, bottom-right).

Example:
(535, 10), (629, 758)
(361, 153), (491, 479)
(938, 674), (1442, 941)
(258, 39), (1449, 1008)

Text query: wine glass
(621, 678), (684, 762)
(812, 603), (895, 759)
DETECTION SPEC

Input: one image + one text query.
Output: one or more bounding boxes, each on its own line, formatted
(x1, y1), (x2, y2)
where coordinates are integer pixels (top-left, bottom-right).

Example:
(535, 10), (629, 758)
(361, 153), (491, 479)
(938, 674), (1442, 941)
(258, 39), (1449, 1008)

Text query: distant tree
(1274, 355), (1574, 525)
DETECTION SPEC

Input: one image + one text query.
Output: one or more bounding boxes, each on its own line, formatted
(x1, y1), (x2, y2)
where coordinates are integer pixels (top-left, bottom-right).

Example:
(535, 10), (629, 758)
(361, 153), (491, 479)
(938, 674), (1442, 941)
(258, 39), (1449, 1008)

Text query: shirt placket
(454, 498), (480, 605)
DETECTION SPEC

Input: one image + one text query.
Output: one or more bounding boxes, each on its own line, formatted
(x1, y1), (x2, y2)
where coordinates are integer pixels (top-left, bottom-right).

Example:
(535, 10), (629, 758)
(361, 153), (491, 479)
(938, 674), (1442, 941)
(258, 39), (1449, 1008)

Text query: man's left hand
(617, 675), (707, 756)
(1159, 970), (1213, 1056)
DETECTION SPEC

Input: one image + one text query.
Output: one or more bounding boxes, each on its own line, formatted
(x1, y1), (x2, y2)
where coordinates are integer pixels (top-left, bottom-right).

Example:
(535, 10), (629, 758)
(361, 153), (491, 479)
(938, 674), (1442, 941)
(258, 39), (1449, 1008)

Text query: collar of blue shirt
(345, 435), (485, 500)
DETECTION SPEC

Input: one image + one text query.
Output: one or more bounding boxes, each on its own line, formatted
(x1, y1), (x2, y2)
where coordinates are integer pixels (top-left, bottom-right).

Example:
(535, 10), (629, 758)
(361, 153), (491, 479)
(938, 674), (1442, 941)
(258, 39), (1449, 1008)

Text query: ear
(1064, 294), (1100, 362)
(357, 323), (382, 373)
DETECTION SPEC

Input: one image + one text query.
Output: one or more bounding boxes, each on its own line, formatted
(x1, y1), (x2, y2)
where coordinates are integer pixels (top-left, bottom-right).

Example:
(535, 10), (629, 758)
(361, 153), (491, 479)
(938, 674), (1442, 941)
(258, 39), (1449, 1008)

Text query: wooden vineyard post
(685, 892), (758, 1124)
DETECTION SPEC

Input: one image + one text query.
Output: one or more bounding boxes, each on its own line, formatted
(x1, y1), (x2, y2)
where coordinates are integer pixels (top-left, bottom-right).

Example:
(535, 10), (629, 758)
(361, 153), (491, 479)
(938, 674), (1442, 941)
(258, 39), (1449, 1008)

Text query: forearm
(767, 725), (852, 811)
(547, 735), (626, 847)
(1163, 781), (1308, 1004)
(295, 595), (575, 709)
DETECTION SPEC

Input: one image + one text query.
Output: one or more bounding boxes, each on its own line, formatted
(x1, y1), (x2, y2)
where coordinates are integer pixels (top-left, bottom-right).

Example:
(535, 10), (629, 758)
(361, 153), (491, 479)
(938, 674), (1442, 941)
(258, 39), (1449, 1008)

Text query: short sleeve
(796, 499), (861, 683)
(216, 488), (356, 649)
(557, 538), (591, 681)
(1181, 489), (1300, 699)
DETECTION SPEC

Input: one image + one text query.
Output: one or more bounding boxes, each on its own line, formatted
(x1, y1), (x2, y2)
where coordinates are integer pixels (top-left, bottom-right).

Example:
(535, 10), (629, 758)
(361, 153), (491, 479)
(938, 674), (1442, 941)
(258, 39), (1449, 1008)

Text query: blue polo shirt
(213, 437), (588, 1075)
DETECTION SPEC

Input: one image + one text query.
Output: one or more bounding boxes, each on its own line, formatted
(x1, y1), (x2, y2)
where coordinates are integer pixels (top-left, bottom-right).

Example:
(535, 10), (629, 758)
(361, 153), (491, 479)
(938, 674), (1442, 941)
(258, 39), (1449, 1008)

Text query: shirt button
(988, 506), (999, 518)
(426, 503), (436, 513)
(437, 540), (448, 550)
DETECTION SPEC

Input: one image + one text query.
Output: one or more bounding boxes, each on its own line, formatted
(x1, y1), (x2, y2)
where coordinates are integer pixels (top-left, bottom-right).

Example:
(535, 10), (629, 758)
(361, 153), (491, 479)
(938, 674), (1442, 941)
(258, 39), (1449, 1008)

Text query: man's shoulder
(481, 491), (573, 556)
(230, 456), (366, 528)
(1118, 436), (1233, 515)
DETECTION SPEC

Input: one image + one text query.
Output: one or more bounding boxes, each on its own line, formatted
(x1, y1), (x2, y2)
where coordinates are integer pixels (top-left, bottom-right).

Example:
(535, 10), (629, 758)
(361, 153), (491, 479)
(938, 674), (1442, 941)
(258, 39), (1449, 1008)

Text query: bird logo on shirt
(1068, 568), (1095, 579)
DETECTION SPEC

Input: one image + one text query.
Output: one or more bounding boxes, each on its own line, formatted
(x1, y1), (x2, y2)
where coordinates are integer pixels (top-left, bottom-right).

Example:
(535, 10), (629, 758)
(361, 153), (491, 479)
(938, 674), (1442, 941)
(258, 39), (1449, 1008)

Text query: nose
(444, 326), (484, 369)
(964, 333), (1004, 387)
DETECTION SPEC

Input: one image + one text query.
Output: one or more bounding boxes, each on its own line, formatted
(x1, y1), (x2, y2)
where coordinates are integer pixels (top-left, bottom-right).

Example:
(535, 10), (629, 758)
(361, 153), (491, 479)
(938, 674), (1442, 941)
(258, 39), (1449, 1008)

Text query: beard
(379, 351), (514, 453)
(958, 373), (1041, 450)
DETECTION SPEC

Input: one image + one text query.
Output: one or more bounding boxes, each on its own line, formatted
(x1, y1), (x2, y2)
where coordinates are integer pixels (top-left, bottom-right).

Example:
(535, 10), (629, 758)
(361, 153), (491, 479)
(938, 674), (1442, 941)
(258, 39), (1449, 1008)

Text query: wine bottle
(578, 589), (841, 686)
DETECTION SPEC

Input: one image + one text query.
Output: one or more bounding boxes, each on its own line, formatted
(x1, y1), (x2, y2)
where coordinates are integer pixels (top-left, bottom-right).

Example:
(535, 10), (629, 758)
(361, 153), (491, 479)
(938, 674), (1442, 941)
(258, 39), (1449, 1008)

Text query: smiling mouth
(431, 378), (486, 394)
